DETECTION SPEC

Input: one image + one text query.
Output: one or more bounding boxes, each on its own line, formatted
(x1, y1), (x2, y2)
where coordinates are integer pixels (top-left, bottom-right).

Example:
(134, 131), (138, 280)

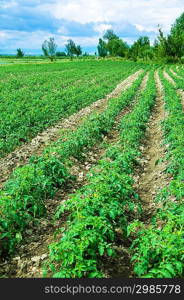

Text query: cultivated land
(0, 60), (183, 278)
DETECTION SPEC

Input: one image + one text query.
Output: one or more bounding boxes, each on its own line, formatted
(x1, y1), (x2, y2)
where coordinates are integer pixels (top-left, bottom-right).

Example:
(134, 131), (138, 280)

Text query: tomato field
(0, 60), (183, 278)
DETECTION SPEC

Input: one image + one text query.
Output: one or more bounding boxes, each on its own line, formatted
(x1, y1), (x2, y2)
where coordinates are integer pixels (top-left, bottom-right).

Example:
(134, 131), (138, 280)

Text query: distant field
(0, 58), (68, 65)
(0, 60), (143, 156)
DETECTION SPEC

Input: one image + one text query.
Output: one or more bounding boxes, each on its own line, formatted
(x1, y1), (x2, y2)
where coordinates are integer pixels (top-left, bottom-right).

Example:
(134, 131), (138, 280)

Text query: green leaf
(15, 233), (22, 242)
(175, 261), (183, 274)
(107, 248), (114, 257)
(164, 264), (176, 276)
(99, 246), (104, 256)
(157, 269), (173, 278)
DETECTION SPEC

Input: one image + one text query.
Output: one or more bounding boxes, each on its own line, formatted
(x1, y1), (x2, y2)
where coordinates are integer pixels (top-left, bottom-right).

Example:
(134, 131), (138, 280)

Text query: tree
(101, 29), (128, 57)
(107, 38), (129, 57)
(42, 38), (57, 61)
(16, 48), (24, 58)
(97, 38), (108, 57)
(129, 36), (152, 61)
(65, 39), (77, 59)
(170, 13), (184, 60)
(75, 45), (82, 57)
(103, 29), (119, 41)
(153, 15), (184, 62)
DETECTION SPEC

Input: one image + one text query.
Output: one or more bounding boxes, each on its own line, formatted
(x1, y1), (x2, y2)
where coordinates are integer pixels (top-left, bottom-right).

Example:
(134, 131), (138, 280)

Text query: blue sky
(0, 0), (184, 54)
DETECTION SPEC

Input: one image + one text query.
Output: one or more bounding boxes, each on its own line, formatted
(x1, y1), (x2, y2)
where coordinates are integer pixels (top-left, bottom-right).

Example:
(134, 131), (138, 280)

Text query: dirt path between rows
(135, 71), (170, 213)
(0, 73), (148, 279)
(0, 70), (143, 188)
(163, 70), (176, 86)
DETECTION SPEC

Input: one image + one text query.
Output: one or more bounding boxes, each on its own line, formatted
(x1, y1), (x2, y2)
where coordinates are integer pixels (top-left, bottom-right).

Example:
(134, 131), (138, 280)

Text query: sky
(0, 0), (184, 54)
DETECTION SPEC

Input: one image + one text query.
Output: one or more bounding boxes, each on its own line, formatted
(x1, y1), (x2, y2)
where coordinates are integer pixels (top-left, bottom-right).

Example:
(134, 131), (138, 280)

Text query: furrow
(134, 71), (171, 212)
(163, 70), (176, 86)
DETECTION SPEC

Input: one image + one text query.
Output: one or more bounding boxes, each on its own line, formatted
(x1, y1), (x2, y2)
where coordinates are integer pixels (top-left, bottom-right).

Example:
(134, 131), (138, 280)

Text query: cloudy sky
(0, 0), (183, 54)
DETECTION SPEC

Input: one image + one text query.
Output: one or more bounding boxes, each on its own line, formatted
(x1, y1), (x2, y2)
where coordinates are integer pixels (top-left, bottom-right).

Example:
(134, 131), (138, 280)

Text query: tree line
(15, 39), (85, 60)
(97, 12), (184, 63)
(16, 12), (184, 63)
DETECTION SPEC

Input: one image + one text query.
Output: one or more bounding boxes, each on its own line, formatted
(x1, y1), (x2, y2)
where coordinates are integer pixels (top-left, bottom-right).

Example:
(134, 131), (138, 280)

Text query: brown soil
(0, 70), (143, 188)
(0, 72), (147, 279)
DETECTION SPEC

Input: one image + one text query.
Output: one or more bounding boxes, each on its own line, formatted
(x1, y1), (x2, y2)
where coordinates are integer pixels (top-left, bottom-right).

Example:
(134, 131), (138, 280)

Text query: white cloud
(93, 23), (112, 35)
(0, 30), (52, 49)
(0, 31), (6, 38)
(43, 0), (184, 33)
(135, 24), (158, 33)
(0, 1), (17, 9)
(0, 0), (184, 50)
(57, 26), (69, 35)
(0, 30), (99, 49)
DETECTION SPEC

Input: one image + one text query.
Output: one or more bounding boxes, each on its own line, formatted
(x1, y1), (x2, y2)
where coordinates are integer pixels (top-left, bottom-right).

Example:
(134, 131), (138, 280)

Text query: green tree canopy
(101, 29), (129, 57)
(103, 29), (119, 41)
(75, 45), (82, 56)
(65, 40), (82, 58)
(97, 38), (108, 57)
(170, 12), (184, 59)
(107, 38), (129, 57)
(16, 48), (24, 58)
(129, 36), (152, 61)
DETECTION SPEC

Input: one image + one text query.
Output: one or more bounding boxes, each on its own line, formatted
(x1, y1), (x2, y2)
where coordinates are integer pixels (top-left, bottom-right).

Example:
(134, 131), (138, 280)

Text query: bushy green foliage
(98, 29), (129, 58)
(128, 205), (184, 278)
(65, 40), (82, 58)
(129, 36), (153, 61)
(0, 154), (70, 255)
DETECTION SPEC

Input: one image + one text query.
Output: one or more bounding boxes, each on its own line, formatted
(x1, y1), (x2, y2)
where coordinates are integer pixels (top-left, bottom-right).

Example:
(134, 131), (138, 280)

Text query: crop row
(171, 66), (184, 79)
(128, 71), (184, 278)
(0, 71), (145, 256)
(165, 67), (184, 89)
(43, 70), (156, 278)
(0, 61), (142, 156)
